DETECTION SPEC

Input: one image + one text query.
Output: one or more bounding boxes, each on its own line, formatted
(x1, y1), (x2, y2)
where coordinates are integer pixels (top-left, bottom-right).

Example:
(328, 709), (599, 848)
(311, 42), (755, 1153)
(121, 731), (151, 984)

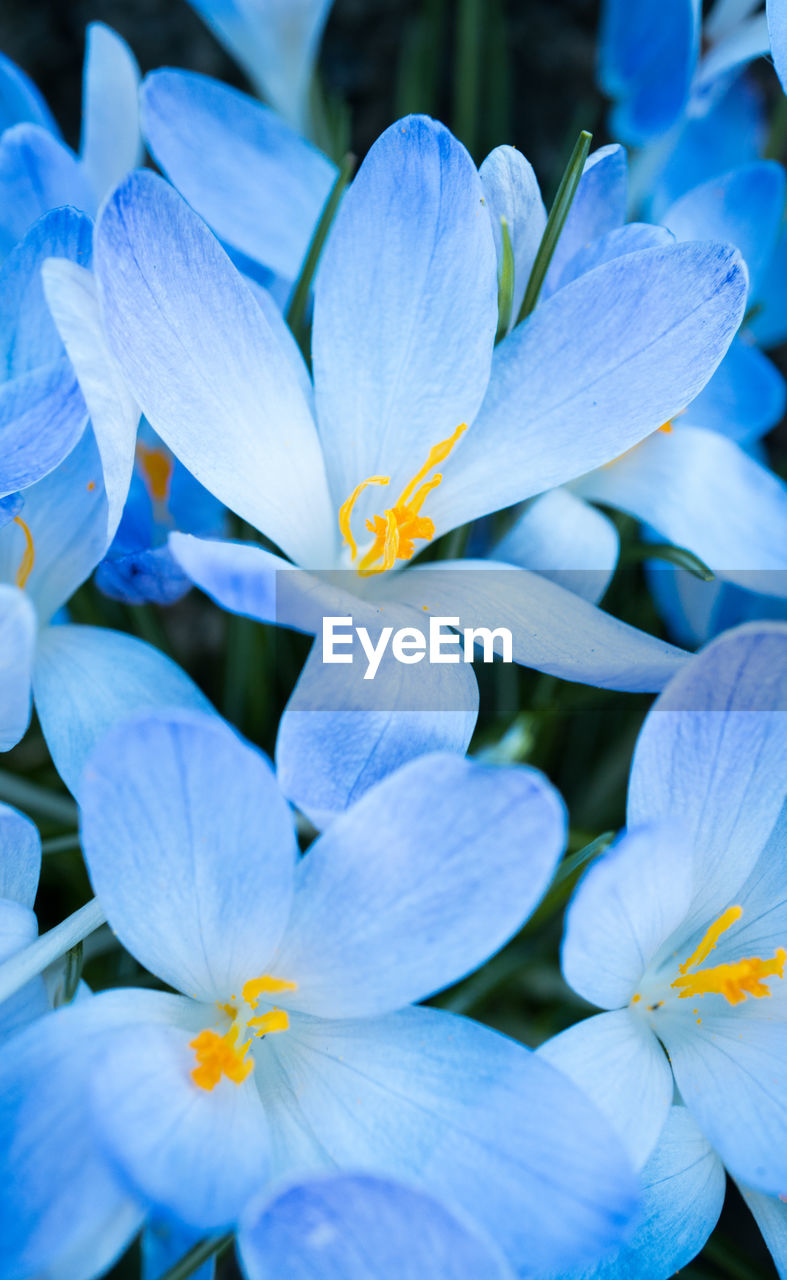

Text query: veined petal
(238, 1174), (515, 1280)
(79, 709), (296, 1000)
(599, 0), (699, 145)
(79, 23), (142, 201)
(428, 242), (747, 534)
(376, 561), (688, 692)
(682, 337), (786, 443)
(95, 170), (335, 566)
(479, 145), (546, 325)
(555, 222), (674, 292)
(0, 360), (88, 498)
(562, 823), (695, 1009)
(90, 1019), (270, 1230)
(493, 489), (619, 604)
(0, 586), (35, 752)
(538, 1010), (673, 1170)
(273, 753), (565, 1015)
(0, 50), (59, 135)
(0, 124), (95, 253)
(275, 639), (478, 828)
(543, 145), (628, 296)
(569, 1107), (725, 1280)
(575, 426), (787, 595)
(312, 115), (498, 506)
(628, 624), (787, 927)
(33, 624), (213, 796)
(740, 1184), (787, 1276)
(141, 69), (336, 280)
(42, 259), (139, 546)
(0, 803), (40, 906)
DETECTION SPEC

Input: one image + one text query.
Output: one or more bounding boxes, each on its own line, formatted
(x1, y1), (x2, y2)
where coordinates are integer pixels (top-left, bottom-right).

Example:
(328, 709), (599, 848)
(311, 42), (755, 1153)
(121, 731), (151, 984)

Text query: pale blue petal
(250, 279), (315, 411)
(729, 803), (787, 961)
(659, 1011), (787, 1194)
(238, 1174), (515, 1280)
(0, 802), (40, 905)
(693, 12), (770, 107)
(0, 897), (37, 962)
(141, 69), (336, 279)
(90, 1018), (270, 1229)
(493, 489), (619, 604)
(555, 223), (674, 292)
(79, 708), (296, 999)
(312, 115), (497, 506)
(379, 561), (688, 691)
(0, 124), (95, 252)
(562, 823), (695, 1009)
(273, 753), (565, 1015)
(538, 1011), (673, 1170)
(567, 1107), (725, 1280)
(769, 0), (787, 94)
(0, 426), (106, 622)
(662, 162), (785, 297)
(750, 224), (787, 348)
(259, 1006), (639, 1276)
(575, 426), (787, 595)
(682, 337), (786, 443)
(428, 243), (747, 534)
(0, 50), (58, 135)
(33, 624), (214, 797)
(740, 1184), (787, 1277)
(0, 586), (35, 751)
(628, 623), (787, 926)
(599, 0), (699, 145)
(95, 171), (335, 565)
(42, 259), (139, 546)
(184, 0), (334, 129)
(0, 988), (185, 1280)
(0, 360), (88, 498)
(143, 1219), (215, 1280)
(79, 23), (142, 201)
(479, 144), (546, 325)
(275, 639), (478, 827)
(543, 145), (628, 295)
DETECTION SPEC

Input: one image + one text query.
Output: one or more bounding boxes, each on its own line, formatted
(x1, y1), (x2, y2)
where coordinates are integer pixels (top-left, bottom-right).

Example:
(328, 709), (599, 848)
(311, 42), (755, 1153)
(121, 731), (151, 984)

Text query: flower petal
(562, 823), (695, 1009)
(90, 1018), (270, 1230)
(599, 0), (699, 145)
(79, 23), (142, 200)
(543, 144), (628, 295)
(769, 0), (787, 94)
(538, 1010), (673, 1170)
(33, 623), (213, 796)
(79, 708), (296, 1000)
(261, 1007), (638, 1275)
(740, 1184), (787, 1276)
(429, 242), (747, 533)
(628, 623), (787, 925)
(555, 222), (674, 292)
(479, 144), (546, 326)
(95, 170), (334, 565)
(141, 69), (336, 279)
(273, 753), (565, 1015)
(0, 586), (35, 752)
(275, 639), (478, 828)
(0, 49), (59, 135)
(0, 124), (95, 253)
(238, 1173), (515, 1280)
(312, 115), (497, 505)
(0, 802), (40, 906)
(682, 337), (786, 443)
(493, 489), (619, 604)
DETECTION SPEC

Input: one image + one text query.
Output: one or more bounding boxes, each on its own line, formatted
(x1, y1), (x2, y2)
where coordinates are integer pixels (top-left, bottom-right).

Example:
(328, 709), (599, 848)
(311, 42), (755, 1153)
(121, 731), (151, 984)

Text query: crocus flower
(0, 709), (640, 1279)
(183, 0), (335, 135)
(0, 23), (142, 254)
(538, 622), (787, 1276)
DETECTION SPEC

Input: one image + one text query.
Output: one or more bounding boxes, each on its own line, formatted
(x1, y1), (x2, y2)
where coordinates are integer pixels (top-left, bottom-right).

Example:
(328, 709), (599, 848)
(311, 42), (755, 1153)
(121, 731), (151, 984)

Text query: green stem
(495, 216), (515, 342)
(526, 830), (616, 930)
(453, 0), (483, 156)
(0, 769), (77, 825)
(622, 540), (715, 582)
(286, 153), (356, 356)
(158, 1233), (234, 1280)
(41, 832), (82, 855)
(517, 130), (592, 324)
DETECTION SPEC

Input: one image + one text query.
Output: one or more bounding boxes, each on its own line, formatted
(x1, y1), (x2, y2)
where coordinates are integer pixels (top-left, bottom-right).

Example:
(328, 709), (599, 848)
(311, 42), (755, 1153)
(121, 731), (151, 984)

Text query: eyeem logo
(323, 616), (514, 680)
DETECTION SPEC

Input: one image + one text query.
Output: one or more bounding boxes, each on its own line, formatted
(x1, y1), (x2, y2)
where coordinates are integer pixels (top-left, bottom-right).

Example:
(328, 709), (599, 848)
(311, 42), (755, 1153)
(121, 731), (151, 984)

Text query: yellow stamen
(671, 906), (786, 1006)
(248, 1009), (290, 1035)
(242, 974), (297, 1004)
(659, 421), (673, 434)
(340, 424), (467, 576)
(13, 517), (34, 589)
(136, 442), (174, 504)
(189, 1024), (253, 1090)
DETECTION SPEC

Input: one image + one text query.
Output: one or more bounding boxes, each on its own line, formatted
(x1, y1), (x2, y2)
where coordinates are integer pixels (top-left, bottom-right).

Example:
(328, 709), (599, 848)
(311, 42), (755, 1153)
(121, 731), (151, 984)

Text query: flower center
(338, 423), (467, 576)
(189, 973), (296, 1091)
(136, 441), (174, 504)
(670, 906), (786, 1006)
(13, 516), (34, 589)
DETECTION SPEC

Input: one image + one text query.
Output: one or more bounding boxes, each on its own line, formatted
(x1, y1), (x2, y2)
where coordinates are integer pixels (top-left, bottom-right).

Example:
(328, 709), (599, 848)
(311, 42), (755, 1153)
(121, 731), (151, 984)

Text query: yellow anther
(13, 517), (34, 589)
(189, 1024), (253, 1091)
(248, 1008), (290, 1036)
(659, 421), (673, 434)
(242, 974), (297, 1006)
(136, 442), (174, 504)
(340, 423), (467, 576)
(671, 906), (786, 1006)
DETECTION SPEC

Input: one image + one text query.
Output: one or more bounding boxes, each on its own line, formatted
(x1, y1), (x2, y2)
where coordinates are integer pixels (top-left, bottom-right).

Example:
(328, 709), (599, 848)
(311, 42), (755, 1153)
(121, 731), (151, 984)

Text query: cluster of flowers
(0, 0), (786, 1277)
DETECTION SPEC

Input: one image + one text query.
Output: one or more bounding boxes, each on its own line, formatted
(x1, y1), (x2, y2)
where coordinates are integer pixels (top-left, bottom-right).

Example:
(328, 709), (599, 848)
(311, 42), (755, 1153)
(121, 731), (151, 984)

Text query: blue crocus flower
(183, 0), (335, 134)
(0, 709), (640, 1279)
(538, 622), (787, 1277)
(0, 24), (142, 255)
(237, 1172), (516, 1279)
